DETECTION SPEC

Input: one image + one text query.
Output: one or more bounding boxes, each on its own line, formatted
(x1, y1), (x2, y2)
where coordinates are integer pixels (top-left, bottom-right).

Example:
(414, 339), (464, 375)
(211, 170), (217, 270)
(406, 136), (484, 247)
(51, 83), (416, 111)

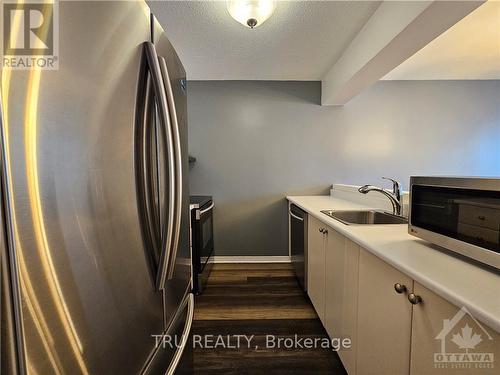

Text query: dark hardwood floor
(189, 263), (347, 374)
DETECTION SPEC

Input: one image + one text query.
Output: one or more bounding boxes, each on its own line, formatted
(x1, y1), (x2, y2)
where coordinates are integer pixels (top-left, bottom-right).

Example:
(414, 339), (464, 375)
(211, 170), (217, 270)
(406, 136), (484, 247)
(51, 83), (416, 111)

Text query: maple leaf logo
(451, 324), (482, 353)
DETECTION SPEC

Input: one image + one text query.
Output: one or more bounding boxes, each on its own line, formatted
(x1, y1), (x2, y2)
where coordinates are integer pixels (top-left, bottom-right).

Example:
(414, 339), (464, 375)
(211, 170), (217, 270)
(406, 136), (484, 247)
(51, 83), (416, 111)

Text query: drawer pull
(478, 215), (486, 221)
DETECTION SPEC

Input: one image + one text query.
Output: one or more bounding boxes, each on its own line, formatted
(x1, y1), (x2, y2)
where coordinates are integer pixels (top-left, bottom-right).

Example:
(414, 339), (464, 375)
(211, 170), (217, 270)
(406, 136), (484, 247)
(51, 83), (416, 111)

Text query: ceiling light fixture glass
(227, 0), (276, 29)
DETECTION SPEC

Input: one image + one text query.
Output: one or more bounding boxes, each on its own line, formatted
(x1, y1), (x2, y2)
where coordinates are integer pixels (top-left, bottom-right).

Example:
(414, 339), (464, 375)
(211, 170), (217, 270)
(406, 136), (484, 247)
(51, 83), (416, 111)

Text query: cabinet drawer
(457, 222), (499, 244)
(458, 204), (500, 230)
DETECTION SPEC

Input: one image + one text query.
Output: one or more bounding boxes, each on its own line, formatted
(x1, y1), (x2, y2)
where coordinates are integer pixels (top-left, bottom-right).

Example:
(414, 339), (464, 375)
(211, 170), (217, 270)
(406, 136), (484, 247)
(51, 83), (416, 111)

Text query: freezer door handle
(165, 293), (194, 375)
(142, 42), (176, 291)
(158, 56), (183, 281)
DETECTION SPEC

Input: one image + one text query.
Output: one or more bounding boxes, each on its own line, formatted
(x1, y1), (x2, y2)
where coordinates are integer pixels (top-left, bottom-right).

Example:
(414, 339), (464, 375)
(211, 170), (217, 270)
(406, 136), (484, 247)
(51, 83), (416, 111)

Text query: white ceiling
(148, 0), (380, 80)
(383, 1), (500, 80)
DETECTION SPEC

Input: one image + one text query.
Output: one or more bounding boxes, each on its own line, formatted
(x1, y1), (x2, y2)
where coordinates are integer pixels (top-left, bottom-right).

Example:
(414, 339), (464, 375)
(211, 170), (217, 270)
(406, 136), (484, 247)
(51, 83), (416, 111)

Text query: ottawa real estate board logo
(1, 0), (59, 69)
(434, 306), (495, 371)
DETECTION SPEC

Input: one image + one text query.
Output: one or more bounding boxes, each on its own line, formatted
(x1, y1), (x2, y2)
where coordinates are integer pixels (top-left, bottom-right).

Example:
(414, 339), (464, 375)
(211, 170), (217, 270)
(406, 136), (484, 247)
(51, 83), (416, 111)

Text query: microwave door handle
(158, 56), (183, 281)
(144, 42), (176, 291)
(196, 202), (215, 220)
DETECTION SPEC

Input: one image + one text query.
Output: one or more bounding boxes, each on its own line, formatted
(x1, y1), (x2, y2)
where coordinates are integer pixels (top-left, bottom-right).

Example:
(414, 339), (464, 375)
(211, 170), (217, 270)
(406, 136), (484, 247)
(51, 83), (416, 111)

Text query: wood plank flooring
(189, 263), (347, 374)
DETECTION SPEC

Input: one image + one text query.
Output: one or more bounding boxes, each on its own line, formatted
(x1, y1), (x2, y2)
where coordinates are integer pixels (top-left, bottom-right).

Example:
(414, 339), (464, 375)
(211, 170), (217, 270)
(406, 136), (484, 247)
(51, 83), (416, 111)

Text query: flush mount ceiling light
(227, 0), (276, 29)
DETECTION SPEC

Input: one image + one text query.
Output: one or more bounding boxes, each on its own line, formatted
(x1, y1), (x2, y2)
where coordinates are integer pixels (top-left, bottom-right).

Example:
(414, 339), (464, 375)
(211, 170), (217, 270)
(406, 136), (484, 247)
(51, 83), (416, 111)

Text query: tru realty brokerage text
(152, 334), (352, 351)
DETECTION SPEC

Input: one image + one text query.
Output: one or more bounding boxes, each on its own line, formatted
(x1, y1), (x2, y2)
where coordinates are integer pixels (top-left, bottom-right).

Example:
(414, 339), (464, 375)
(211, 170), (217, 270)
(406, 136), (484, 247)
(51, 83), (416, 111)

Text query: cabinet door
(410, 282), (500, 375)
(307, 216), (326, 322)
(325, 234), (359, 375)
(356, 248), (413, 375)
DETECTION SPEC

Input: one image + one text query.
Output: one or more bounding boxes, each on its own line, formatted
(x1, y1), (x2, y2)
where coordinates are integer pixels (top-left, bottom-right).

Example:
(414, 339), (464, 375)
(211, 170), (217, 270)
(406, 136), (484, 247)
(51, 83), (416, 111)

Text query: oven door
(194, 201), (215, 272)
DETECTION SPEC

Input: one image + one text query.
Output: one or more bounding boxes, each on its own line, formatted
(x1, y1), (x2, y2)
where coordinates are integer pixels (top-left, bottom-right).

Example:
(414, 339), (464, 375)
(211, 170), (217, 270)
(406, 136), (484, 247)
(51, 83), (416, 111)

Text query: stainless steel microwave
(408, 177), (500, 270)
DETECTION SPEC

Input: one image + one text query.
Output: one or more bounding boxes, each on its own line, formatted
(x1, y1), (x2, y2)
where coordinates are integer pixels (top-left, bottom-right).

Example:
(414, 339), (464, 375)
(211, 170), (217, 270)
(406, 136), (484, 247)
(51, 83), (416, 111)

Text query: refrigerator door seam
(0, 83), (27, 375)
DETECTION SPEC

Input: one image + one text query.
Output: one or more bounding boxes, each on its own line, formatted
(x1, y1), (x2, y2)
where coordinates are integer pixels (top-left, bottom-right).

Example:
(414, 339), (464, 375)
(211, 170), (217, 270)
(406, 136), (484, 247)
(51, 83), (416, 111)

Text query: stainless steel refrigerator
(0, 1), (193, 374)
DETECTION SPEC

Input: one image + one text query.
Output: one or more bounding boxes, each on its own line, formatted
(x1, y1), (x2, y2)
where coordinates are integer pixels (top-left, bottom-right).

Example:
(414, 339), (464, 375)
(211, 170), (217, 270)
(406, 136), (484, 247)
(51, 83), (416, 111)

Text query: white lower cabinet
(410, 282), (500, 375)
(356, 248), (413, 375)
(307, 215), (327, 323)
(304, 222), (500, 375)
(325, 233), (359, 375)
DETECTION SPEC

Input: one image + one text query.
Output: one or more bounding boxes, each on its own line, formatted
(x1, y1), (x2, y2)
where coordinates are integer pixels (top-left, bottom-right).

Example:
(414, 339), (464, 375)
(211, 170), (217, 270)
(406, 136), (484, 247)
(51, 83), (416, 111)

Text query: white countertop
(287, 195), (500, 332)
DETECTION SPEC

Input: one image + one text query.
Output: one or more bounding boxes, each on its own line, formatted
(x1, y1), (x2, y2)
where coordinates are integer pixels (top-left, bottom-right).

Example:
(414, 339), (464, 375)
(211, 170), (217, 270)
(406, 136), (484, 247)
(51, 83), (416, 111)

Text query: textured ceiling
(148, 0), (380, 80)
(383, 1), (500, 80)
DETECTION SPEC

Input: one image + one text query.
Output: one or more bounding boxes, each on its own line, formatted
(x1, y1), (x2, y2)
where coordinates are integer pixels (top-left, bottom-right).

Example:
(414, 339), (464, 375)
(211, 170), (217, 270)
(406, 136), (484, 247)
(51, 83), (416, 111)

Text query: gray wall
(187, 80), (500, 256)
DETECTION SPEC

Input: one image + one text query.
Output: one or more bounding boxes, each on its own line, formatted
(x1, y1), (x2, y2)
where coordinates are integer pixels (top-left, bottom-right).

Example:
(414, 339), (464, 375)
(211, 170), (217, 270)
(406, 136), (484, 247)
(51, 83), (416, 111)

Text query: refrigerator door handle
(143, 42), (176, 291)
(139, 75), (161, 261)
(158, 56), (183, 281)
(165, 293), (194, 375)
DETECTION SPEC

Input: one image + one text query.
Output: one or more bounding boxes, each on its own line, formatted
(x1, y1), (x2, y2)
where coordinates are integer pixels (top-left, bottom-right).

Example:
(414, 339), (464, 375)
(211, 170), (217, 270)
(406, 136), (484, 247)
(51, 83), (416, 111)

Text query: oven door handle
(196, 202), (214, 220)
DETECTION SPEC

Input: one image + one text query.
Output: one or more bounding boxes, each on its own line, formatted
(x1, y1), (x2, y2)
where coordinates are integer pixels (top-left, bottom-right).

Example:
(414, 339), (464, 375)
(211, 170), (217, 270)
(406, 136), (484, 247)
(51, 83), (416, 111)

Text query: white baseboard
(211, 256), (291, 264)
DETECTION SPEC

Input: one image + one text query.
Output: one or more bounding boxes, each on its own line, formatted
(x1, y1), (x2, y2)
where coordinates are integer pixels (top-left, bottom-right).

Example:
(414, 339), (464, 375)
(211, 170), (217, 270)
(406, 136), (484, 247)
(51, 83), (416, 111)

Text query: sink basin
(321, 210), (408, 225)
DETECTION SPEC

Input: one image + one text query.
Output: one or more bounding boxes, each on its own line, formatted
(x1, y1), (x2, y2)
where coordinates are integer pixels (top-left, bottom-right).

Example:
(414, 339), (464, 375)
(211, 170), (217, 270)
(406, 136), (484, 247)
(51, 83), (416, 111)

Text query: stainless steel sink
(321, 210), (408, 225)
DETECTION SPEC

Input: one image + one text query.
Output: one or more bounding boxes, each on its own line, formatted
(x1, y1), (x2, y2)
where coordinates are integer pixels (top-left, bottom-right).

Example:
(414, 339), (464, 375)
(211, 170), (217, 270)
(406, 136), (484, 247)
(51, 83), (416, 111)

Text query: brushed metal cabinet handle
(394, 283), (407, 294)
(408, 293), (423, 305)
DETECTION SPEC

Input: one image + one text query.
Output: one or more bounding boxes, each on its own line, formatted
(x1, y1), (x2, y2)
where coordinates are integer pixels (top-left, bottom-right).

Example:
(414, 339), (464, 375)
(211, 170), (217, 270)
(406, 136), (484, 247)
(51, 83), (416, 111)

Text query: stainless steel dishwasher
(289, 204), (308, 291)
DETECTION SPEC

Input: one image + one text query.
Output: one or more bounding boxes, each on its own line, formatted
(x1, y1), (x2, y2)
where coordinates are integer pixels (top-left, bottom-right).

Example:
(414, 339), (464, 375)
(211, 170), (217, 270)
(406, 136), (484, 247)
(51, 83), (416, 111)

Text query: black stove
(189, 195), (214, 294)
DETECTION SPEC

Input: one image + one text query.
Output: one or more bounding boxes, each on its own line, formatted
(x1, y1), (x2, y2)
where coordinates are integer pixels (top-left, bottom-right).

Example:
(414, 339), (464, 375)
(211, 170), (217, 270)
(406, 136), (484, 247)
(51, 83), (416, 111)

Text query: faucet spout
(358, 180), (403, 216)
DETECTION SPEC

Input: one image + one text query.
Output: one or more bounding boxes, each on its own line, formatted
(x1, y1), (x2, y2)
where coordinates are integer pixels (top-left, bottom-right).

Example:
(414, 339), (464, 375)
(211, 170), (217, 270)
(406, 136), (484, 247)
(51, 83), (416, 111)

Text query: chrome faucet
(358, 177), (402, 216)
